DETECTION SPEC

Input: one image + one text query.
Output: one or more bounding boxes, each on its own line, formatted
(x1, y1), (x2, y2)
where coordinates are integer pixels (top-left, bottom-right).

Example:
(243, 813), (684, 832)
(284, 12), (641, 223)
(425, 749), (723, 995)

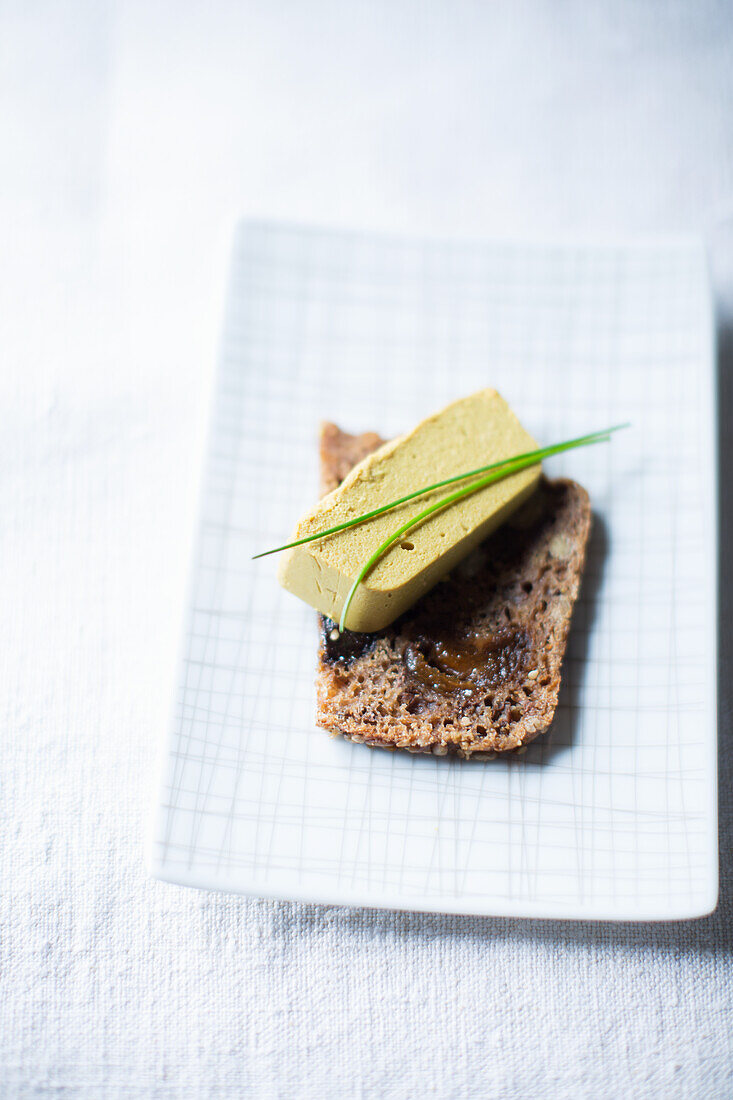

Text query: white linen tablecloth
(2, 2), (732, 1096)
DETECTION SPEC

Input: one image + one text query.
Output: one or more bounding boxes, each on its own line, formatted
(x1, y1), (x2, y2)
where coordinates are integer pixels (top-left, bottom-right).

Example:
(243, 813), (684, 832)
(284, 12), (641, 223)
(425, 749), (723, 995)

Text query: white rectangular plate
(151, 222), (717, 920)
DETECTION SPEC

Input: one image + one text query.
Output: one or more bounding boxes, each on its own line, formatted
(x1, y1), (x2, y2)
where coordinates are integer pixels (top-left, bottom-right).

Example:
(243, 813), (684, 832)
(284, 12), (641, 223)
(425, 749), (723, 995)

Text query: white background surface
(2, 2), (732, 1097)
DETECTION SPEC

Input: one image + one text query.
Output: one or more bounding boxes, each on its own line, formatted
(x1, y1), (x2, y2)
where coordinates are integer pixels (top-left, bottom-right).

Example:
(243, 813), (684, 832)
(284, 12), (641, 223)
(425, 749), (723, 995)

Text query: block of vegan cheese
(277, 389), (541, 631)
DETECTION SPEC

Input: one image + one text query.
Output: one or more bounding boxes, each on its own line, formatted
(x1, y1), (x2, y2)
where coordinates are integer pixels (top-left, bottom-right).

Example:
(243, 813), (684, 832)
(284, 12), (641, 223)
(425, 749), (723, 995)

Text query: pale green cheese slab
(277, 389), (541, 631)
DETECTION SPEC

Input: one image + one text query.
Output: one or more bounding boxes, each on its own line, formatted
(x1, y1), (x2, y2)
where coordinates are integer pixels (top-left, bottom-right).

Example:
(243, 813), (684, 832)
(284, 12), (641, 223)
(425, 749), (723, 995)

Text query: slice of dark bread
(315, 423), (592, 757)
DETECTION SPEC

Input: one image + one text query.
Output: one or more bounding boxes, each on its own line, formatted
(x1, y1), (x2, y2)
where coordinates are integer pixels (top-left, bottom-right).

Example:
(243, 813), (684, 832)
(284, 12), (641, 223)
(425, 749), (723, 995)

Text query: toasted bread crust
(315, 424), (591, 756)
(319, 422), (385, 496)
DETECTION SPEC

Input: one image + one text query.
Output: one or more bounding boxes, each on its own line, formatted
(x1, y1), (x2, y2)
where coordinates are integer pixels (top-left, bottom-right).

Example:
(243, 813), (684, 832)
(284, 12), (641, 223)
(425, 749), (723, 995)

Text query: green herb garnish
(336, 424), (627, 631)
(253, 426), (627, 562)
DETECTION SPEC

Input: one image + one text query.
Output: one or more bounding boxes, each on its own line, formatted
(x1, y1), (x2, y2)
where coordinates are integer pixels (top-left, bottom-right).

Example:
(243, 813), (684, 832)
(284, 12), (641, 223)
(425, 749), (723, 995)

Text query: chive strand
(337, 442), (606, 632)
(253, 424), (627, 560)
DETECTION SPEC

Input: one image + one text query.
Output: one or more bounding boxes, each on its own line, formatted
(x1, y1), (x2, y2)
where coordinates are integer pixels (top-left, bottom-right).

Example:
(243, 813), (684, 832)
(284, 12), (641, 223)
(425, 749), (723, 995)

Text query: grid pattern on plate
(152, 223), (716, 919)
